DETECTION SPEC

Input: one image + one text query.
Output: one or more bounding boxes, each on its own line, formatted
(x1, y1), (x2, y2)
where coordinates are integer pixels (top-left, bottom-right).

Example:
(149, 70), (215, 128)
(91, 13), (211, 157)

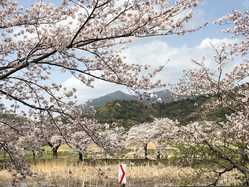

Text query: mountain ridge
(87, 89), (178, 107)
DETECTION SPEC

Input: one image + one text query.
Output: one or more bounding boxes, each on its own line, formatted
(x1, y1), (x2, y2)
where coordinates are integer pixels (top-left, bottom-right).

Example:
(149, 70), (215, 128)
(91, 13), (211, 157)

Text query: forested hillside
(95, 95), (234, 129)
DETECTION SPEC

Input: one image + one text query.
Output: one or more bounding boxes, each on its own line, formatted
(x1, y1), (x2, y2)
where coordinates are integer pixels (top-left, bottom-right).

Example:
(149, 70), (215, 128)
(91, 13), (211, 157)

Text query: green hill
(96, 100), (156, 129)
(95, 95), (234, 129)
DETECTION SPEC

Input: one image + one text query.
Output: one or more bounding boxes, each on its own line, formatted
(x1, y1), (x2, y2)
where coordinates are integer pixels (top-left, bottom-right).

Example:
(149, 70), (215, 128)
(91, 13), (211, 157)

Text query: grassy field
(0, 145), (245, 186)
(0, 159), (244, 187)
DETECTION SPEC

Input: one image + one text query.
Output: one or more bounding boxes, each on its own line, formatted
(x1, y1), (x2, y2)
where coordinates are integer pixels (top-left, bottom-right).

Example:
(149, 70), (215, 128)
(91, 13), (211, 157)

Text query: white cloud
(199, 38), (235, 49)
(124, 37), (236, 82)
(63, 37), (237, 104)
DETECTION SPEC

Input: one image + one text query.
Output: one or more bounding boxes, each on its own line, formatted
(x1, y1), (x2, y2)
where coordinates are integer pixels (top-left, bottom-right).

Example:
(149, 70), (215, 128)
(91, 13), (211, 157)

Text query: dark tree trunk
(32, 150), (36, 164)
(144, 143), (148, 159)
(157, 149), (161, 160)
(52, 145), (60, 159)
(78, 152), (83, 162)
(48, 142), (60, 159)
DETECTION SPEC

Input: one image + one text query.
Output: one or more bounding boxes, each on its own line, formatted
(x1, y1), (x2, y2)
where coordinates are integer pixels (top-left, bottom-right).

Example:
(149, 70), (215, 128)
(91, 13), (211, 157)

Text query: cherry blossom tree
(126, 118), (179, 159)
(176, 118), (249, 185)
(54, 105), (126, 161)
(0, 0), (200, 114)
(0, 113), (42, 177)
(0, 0), (200, 177)
(175, 43), (249, 185)
(175, 44), (249, 111)
(46, 135), (63, 159)
(216, 10), (249, 55)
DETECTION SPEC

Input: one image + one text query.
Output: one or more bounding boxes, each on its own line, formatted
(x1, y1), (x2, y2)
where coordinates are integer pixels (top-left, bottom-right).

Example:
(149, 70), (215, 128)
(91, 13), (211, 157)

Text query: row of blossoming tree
(1, 0), (249, 185)
(126, 9), (249, 185)
(125, 13), (249, 184)
(0, 0), (200, 178)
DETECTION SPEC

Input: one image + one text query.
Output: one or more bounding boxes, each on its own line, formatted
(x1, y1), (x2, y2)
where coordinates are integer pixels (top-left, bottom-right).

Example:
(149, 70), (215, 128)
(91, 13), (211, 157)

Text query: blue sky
(19, 0), (249, 103)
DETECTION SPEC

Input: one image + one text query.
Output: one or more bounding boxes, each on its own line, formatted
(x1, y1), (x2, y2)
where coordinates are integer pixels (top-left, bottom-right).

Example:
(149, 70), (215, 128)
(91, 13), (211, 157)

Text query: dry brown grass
(0, 161), (244, 186)
(0, 170), (12, 182)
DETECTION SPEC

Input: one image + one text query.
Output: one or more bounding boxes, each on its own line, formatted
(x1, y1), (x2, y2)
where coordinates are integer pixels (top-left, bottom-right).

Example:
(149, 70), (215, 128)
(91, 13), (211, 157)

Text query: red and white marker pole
(118, 164), (126, 186)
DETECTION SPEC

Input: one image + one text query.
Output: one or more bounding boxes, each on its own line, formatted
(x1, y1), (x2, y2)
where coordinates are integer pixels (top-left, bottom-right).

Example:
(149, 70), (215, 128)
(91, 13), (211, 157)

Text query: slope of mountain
(88, 91), (137, 107)
(88, 89), (178, 107)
